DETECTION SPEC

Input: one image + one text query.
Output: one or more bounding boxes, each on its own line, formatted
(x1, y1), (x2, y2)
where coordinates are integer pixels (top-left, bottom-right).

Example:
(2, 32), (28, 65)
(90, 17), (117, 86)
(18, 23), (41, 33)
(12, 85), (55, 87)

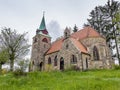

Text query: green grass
(0, 69), (120, 90)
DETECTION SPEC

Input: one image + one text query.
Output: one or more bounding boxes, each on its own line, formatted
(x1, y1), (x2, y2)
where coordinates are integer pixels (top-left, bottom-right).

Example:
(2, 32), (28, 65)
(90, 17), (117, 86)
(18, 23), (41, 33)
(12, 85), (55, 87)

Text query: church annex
(30, 15), (113, 71)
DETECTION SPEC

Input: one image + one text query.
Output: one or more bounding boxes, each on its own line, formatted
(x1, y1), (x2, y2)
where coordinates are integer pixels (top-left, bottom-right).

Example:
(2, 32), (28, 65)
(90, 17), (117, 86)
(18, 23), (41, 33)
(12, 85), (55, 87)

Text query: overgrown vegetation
(13, 59), (29, 77)
(113, 64), (120, 70)
(0, 70), (120, 90)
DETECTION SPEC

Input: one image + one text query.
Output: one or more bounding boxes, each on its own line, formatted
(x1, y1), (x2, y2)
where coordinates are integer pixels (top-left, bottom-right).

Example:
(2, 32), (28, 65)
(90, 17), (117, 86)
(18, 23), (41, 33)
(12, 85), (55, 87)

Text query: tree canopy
(84, 0), (120, 64)
(0, 27), (30, 71)
(0, 48), (9, 70)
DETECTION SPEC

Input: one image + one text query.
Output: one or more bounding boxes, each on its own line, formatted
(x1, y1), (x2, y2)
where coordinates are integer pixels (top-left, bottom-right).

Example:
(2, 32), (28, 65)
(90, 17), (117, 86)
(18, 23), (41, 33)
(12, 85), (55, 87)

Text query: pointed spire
(36, 12), (50, 36)
(39, 12), (46, 30)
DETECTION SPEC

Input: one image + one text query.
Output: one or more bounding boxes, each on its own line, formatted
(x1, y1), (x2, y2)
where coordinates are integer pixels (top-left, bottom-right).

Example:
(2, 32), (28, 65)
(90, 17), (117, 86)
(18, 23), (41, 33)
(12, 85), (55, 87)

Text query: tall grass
(0, 70), (120, 90)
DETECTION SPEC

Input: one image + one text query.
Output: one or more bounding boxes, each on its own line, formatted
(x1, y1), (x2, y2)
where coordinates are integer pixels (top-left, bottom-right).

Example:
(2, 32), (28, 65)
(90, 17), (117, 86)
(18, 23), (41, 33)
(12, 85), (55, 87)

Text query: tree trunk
(10, 60), (14, 71)
(10, 53), (15, 71)
(113, 25), (120, 65)
(0, 63), (2, 70)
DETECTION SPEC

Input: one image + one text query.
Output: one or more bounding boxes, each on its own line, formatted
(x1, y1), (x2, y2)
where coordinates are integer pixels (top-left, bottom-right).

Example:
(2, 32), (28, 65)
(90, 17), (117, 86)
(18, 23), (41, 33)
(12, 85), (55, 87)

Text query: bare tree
(0, 27), (30, 71)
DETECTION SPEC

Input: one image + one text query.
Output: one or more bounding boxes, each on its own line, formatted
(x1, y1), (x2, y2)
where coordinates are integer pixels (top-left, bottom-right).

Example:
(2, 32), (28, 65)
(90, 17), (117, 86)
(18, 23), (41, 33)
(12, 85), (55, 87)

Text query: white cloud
(47, 20), (63, 41)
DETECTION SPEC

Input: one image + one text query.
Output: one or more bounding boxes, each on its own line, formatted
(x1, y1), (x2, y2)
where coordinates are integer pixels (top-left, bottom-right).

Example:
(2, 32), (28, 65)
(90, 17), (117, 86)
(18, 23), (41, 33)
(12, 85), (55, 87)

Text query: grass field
(0, 69), (120, 90)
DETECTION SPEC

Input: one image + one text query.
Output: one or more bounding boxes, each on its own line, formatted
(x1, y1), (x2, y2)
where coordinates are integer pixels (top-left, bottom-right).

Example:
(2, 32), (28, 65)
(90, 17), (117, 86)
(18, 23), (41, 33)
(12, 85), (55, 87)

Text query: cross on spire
(43, 11), (45, 16)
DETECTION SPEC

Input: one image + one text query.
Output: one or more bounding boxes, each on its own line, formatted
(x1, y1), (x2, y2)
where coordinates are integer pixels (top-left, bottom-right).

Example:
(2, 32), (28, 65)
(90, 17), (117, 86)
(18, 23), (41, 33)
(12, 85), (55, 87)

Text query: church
(30, 15), (113, 71)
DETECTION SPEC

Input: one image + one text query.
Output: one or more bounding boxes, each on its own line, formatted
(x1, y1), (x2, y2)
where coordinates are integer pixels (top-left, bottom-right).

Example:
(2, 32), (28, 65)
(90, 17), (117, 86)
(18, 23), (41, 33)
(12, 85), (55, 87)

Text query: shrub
(18, 59), (29, 72)
(45, 64), (52, 72)
(0, 68), (8, 75)
(71, 65), (80, 71)
(13, 69), (27, 77)
(64, 65), (80, 72)
(113, 64), (120, 70)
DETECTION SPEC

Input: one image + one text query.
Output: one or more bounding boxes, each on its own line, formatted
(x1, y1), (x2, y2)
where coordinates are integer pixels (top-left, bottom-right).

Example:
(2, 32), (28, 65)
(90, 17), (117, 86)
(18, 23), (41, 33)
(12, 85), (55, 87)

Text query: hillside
(0, 70), (120, 90)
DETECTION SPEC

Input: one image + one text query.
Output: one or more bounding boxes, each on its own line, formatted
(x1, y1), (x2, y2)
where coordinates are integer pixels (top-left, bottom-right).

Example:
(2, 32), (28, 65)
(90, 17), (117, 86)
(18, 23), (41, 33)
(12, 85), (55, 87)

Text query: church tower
(31, 14), (51, 71)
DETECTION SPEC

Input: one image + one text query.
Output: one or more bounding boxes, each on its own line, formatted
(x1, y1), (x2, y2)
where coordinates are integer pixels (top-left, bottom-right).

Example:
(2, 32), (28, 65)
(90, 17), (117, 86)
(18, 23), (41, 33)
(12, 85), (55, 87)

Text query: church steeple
(36, 13), (49, 36)
(31, 13), (51, 71)
(39, 13), (46, 30)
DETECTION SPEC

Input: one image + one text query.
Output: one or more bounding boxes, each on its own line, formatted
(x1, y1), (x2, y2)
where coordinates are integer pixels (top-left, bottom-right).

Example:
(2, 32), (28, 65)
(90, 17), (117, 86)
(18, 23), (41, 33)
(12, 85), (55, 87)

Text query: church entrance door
(60, 57), (64, 70)
(40, 62), (43, 71)
(83, 58), (88, 70)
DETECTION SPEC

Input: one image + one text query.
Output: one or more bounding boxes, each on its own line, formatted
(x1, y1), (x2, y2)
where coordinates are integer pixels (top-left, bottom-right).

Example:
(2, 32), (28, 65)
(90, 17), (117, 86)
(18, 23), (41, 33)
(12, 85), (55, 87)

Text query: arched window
(65, 32), (67, 37)
(71, 55), (77, 64)
(86, 58), (88, 69)
(48, 57), (51, 64)
(60, 57), (64, 70)
(54, 56), (57, 66)
(93, 46), (99, 60)
(42, 38), (48, 43)
(32, 61), (34, 65)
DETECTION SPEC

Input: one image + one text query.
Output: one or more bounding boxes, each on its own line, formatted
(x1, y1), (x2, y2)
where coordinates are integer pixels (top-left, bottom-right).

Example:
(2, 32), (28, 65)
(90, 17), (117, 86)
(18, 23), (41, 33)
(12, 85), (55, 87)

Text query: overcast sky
(1, 0), (119, 58)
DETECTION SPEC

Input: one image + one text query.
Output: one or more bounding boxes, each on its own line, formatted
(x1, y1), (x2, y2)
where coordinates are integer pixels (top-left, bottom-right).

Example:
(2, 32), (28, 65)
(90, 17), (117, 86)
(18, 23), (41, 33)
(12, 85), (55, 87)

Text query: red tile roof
(46, 38), (64, 54)
(71, 26), (100, 40)
(46, 26), (101, 54)
(70, 38), (88, 53)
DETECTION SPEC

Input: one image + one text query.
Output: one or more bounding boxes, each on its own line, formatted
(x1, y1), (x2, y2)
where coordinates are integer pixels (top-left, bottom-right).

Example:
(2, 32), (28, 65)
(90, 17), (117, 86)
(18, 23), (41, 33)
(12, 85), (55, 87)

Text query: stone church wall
(44, 38), (90, 71)
(31, 34), (51, 71)
(81, 37), (113, 69)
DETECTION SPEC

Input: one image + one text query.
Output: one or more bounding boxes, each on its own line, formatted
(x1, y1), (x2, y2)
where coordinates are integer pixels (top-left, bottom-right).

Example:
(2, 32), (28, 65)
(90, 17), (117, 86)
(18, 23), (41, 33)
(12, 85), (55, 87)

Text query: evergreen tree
(73, 24), (78, 32)
(84, 0), (120, 63)
(84, 6), (108, 34)
(113, 11), (120, 64)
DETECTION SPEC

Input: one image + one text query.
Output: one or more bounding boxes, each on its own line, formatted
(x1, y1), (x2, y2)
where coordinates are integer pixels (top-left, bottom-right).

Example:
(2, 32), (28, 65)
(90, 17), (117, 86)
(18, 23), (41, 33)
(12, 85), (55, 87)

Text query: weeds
(0, 70), (120, 90)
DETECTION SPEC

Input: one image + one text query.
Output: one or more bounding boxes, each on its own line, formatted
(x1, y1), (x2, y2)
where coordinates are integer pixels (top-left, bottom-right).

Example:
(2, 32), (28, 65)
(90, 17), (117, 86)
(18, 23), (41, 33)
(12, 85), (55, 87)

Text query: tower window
(34, 38), (37, 43)
(64, 27), (70, 39)
(93, 46), (99, 60)
(65, 32), (67, 37)
(66, 44), (69, 49)
(42, 38), (48, 43)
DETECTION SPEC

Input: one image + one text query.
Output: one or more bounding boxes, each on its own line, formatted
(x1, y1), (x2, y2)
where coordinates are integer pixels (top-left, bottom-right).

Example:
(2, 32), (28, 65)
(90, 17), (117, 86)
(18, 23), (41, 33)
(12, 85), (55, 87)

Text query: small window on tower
(42, 38), (48, 43)
(66, 44), (69, 49)
(34, 38), (37, 43)
(65, 32), (67, 38)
